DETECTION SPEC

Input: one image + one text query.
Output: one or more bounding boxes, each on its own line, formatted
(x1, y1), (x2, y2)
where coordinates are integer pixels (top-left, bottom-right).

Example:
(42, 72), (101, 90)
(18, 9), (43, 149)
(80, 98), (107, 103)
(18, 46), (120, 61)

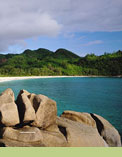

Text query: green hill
(54, 48), (80, 59)
(0, 48), (122, 76)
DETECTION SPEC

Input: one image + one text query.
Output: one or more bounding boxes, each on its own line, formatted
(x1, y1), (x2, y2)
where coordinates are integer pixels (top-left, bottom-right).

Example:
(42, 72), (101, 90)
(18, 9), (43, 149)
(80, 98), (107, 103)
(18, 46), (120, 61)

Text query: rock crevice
(90, 113), (104, 136)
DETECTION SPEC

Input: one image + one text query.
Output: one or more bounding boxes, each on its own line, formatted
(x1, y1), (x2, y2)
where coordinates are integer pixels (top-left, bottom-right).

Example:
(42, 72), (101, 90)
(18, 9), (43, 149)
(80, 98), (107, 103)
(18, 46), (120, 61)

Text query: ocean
(0, 77), (122, 138)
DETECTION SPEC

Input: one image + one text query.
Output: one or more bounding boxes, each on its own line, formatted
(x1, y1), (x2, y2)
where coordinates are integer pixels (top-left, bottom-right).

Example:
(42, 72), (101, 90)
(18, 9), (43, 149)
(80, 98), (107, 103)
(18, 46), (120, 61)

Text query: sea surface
(0, 77), (122, 138)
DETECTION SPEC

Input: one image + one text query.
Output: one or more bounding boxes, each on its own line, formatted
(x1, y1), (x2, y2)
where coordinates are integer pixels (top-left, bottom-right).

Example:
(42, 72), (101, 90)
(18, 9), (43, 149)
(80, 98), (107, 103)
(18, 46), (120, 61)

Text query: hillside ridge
(0, 48), (122, 76)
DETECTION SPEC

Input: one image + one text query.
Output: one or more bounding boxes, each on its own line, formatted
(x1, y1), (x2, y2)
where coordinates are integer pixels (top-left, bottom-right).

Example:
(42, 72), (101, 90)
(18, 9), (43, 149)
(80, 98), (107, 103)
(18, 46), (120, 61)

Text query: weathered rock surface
(16, 89), (57, 129)
(56, 116), (107, 147)
(0, 89), (19, 126)
(0, 124), (67, 147)
(92, 114), (121, 147)
(31, 94), (57, 128)
(1, 88), (15, 101)
(41, 130), (67, 147)
(0, 138), (45, 147)
(60, 111), (121, 147)
(61, 111), (96, 128)
(0, 88), (121, 147)
(2, 126), (43, 143)
(16, 91), (36, 123)
(45, 124), (60, 132)
(0, 89), (14, 104)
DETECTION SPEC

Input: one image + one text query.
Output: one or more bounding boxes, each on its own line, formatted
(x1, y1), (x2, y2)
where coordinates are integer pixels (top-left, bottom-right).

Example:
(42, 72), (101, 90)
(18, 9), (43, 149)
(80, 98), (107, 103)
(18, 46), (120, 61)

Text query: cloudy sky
(0, 0), (122, 56)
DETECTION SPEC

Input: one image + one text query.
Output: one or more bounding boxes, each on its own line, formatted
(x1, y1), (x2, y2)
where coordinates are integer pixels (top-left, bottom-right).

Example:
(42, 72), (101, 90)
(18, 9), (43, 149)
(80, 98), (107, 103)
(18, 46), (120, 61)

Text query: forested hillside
(0, 48), (122, 76)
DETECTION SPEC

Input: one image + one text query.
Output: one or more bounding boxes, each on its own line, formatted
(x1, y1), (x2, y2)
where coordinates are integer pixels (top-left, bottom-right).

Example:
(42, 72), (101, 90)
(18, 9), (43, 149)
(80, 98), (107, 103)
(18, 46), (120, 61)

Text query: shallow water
(0, 77), (122, 138)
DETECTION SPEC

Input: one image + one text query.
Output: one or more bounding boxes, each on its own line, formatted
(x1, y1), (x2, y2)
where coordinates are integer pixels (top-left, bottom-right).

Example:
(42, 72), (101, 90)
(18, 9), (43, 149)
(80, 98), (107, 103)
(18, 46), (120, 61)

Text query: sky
(0, 0), (122, 56)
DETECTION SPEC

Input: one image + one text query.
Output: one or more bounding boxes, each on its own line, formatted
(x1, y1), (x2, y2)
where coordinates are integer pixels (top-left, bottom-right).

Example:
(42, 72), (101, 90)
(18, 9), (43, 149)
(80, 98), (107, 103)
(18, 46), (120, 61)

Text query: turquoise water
(0, 77), (122, 138)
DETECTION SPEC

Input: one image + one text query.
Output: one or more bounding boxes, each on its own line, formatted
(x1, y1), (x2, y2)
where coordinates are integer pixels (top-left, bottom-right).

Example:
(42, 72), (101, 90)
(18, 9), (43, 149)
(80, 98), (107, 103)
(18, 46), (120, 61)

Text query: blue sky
(0, 0), (122, 56)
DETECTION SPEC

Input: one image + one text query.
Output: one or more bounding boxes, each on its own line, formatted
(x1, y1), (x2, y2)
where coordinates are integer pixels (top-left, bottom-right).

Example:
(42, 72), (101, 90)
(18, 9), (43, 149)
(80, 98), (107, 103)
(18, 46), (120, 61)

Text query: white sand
(0, 75), (114, 83)
(0, 76), (90, 83)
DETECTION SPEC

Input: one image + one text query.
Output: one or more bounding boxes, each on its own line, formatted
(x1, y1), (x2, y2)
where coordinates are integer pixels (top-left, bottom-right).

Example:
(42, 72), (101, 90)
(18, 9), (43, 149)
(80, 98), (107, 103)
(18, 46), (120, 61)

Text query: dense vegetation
(0, 48), (122, 76)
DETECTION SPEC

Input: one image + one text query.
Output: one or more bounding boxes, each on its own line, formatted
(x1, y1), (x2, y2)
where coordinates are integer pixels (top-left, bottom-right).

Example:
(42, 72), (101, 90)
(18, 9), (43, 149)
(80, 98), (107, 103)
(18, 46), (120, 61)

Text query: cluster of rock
(0, 88), (121, 147)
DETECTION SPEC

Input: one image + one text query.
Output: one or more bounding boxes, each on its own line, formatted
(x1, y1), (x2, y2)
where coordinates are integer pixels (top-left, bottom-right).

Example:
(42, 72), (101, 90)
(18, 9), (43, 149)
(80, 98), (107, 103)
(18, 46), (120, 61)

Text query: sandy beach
(0, 75), (120, 83)
(0, 76), (89, 83)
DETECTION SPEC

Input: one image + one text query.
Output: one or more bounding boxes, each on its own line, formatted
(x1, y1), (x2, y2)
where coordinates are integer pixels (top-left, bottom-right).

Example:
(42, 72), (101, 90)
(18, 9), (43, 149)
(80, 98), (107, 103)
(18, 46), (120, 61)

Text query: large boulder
(17, 90), (57, 129)
(0, 89), (121, 147)
(56, 116), (107, 147)
(61, 111), (96, 128)
(61, 111), (121, 147)
(1, 125), (67, 147)
(31, 94), (57, 128)
(92, 114), (121, 147)
(16, 91), (36, 123)
(0, 89), (19, 126)
(1, 88), (15, 101)
(2, 126), (43, 143)
(0, 138), (45, 147)
(40, 130), (67, 147)
(42, 124), (68, 147)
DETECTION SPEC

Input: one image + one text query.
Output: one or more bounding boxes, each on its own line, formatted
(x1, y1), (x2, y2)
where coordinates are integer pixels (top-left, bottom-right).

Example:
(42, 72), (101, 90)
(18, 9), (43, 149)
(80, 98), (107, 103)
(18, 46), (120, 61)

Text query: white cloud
(83, 40), (103, 46)
(0, 0), (62, 52)
(0, 0), (122, 52)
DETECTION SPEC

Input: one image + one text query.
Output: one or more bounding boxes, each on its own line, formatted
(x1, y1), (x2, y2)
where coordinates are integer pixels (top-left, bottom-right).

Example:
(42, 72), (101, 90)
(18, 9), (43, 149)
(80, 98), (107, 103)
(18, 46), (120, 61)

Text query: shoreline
(0, 76), (97, 83)
(0, 75), (121, 83)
